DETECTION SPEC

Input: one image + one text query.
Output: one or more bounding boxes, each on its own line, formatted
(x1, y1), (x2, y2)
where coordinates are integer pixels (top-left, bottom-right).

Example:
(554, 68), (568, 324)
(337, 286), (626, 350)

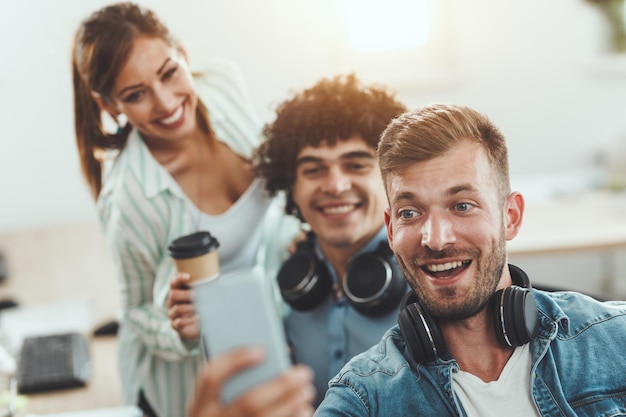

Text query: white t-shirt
(452, 344), (541, 417)
(197, 178), (269, 274)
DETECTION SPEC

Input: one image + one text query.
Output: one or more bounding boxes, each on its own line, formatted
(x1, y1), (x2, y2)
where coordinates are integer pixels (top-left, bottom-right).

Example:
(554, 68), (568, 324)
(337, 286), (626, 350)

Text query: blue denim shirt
(315, 290), (626, 416)
(285, 227), (403, 407)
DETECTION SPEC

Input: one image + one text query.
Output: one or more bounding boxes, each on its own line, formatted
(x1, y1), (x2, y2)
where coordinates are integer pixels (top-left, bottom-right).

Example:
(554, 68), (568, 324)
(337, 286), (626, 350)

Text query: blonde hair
(378, 104), (511, 202)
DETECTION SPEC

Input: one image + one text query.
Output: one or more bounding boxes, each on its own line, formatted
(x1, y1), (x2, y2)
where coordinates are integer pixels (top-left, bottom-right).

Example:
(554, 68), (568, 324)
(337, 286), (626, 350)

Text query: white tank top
(452, 344), (541, 417)
(196, 179), (271, 274)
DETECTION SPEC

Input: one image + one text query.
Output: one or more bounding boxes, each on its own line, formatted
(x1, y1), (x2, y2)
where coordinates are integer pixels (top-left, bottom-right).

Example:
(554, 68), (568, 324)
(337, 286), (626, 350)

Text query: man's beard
(398, 230), (507, 321)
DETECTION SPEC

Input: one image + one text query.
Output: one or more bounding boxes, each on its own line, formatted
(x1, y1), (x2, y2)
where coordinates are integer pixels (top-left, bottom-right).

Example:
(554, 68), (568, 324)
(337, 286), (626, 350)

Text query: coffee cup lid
(168, 231), (220, 259)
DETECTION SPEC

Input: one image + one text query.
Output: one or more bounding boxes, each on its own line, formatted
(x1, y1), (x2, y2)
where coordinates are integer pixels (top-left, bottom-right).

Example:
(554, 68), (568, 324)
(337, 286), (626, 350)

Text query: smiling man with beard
(314, 103), (626, 417)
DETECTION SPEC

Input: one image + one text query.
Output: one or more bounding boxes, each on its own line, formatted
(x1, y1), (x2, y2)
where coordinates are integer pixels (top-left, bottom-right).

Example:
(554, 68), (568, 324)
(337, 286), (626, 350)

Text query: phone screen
(191, 266), (290, 403)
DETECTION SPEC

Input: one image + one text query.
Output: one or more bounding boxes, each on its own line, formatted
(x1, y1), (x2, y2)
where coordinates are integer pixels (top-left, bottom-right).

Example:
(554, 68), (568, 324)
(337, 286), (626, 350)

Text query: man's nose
(321, 166), (351, 194)
(420, 212), (456, 251)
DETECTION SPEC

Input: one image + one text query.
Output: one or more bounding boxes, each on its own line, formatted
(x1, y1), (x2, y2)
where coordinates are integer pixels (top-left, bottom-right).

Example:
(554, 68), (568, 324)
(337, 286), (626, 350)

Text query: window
(329, 0), (458, 90)
(339, 0), (429, 52)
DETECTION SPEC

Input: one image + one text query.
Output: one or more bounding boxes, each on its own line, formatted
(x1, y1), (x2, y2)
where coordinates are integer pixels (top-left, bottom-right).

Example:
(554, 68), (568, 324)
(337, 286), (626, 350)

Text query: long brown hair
(72, 2), (211, 199)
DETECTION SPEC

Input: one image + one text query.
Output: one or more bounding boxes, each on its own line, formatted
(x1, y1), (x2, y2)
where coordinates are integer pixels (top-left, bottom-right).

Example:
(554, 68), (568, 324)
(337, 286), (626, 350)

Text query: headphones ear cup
(397, 292), (446, 364)
(276, 244), (333, 311)
(343, 242), (408, 316)
(493, 286), (538, 347)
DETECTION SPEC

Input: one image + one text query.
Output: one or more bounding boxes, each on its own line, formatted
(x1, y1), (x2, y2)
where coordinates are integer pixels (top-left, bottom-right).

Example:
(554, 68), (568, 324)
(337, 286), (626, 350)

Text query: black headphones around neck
(276, 234), (408, 317)
(398, 264), (539, 364)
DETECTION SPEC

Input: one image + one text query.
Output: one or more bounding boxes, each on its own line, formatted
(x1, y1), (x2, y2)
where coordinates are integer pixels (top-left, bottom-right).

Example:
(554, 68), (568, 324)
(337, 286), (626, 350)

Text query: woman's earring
(114, 114), (128, 135)
(101, 111), (128, 135)
(101, 111), (118, 135)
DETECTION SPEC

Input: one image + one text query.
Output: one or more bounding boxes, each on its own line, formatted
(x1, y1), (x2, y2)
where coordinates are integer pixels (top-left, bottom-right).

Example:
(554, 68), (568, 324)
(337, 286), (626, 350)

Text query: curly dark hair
(253, 74), (407, 217)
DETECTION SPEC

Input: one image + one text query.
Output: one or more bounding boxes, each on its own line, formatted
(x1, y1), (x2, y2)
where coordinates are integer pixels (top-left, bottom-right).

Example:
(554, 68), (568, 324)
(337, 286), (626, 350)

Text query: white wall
(1, 0), (626, 232)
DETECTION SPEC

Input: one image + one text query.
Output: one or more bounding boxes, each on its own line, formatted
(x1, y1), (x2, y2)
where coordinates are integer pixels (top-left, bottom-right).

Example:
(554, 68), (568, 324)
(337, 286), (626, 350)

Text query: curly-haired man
(253, 74), (407, 406)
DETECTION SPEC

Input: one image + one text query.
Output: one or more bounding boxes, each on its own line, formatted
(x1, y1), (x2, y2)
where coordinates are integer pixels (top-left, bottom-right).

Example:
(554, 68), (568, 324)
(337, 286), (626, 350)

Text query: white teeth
(159, 105), (183, 125)
(322, 204), (354, 214)
(426, 261), (464, 272)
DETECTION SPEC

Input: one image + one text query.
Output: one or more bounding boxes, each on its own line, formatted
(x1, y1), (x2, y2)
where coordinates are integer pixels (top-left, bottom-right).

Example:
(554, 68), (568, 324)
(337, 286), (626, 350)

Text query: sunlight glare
(339, 0), (429, 52)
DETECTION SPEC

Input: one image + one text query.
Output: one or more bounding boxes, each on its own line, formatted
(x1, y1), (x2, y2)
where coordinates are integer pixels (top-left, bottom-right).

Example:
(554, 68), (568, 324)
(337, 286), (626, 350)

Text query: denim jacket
(315, 290), (626, 416)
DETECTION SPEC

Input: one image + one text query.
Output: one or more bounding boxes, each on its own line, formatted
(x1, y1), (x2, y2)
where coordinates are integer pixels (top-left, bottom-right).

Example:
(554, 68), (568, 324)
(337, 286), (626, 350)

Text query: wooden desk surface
(508, 190), (626, 255)
(0, 221), (123, 413)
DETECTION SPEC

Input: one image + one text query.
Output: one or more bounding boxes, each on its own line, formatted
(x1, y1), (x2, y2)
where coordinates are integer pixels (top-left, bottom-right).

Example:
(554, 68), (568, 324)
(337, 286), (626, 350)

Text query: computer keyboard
(17, 332), (91, 394)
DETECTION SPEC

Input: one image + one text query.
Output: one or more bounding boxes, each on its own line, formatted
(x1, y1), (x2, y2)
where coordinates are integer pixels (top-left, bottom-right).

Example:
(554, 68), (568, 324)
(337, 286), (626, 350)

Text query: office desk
(507, 189), (626, 297)
(0, 221), (123, 413)
(508, 190), (626, 256)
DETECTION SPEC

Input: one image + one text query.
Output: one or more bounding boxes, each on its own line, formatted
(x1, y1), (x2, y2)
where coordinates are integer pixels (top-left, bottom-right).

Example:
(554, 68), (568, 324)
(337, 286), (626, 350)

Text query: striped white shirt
(96, 58), (300, 417)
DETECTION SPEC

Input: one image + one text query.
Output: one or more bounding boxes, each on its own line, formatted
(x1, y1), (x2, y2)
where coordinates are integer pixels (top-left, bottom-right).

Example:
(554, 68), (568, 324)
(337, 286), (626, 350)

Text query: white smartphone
(191, 266), (290, 403)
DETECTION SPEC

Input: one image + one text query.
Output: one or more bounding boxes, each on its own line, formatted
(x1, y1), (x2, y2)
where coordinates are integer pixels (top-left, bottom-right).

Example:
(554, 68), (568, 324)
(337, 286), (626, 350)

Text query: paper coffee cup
(168, 231), (220, 282)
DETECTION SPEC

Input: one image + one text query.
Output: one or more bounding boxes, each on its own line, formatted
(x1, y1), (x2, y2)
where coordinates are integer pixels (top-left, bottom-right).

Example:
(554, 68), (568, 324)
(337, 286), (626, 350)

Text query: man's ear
(384, 208), (394, 250)
(504, 191), (524, 241)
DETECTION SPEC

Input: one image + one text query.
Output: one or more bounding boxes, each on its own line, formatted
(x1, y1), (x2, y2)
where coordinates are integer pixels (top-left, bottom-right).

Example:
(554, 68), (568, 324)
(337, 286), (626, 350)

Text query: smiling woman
(94, 37), (200, 147)
(70, 3), (301, 417)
